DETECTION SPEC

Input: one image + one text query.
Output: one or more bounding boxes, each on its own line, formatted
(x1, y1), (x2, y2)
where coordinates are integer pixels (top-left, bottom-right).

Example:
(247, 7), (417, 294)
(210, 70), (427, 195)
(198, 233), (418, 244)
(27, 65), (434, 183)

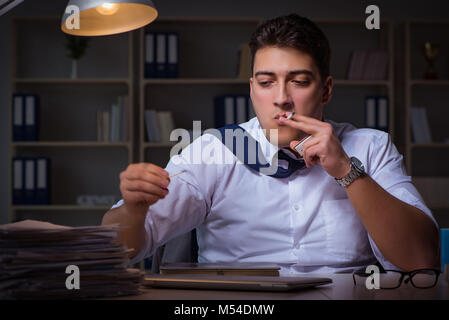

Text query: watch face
(350, 157), (365, 172)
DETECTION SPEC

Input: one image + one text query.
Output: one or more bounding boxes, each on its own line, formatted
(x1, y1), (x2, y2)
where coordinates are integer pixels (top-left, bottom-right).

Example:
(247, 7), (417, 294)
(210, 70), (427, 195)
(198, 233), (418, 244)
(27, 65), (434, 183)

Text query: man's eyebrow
(254, 69), (314, 77)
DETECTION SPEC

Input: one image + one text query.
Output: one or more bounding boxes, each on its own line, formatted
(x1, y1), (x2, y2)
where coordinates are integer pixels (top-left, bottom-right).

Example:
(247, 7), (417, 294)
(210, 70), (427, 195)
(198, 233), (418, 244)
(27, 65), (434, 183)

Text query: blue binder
(155, 32), (168, 78)
(23, 158), (36, 205)
(12, 94), (25, 141)
(364, 96), (377, 129)
(23, 94), (39, 141)
(35, 157), (51, 205)
(144, 31), (156, 78)
(214, 95), (235, 128)
(167, 32), (179, 78)
(12, 157), (25, 205)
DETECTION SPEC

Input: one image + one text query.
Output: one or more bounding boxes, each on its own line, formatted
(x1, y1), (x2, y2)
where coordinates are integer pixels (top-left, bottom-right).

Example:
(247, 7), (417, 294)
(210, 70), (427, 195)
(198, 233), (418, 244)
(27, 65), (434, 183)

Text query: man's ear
(322, 76), (333, 104)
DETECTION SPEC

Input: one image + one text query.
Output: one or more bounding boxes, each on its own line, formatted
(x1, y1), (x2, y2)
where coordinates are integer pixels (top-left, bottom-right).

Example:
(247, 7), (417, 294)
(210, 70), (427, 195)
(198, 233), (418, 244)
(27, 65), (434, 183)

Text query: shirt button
(295, 243), (301, 249)
(293, 204), (301, 212)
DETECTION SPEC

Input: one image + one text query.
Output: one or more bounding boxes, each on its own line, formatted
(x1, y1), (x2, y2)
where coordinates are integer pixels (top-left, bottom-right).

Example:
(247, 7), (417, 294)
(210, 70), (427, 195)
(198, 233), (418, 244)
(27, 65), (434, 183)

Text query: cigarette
(286, 111), (295, 120)
(169, 170), (186, 179)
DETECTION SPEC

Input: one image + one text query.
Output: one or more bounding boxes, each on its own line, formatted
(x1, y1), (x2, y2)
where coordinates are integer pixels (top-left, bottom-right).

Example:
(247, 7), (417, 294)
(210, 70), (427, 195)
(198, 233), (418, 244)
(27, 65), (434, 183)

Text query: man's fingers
(122, 179), (169, 198)
(290, 136), (319, 158)
(122, 170), (170, 189)
(129, 162), (169, 178)
(280, 114), (330, 135)
(303, 144), (321, 168)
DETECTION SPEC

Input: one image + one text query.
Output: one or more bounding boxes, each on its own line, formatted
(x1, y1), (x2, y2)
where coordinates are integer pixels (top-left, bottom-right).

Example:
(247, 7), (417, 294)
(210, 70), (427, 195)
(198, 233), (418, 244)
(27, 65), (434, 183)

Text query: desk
(117, 273), (449, 300)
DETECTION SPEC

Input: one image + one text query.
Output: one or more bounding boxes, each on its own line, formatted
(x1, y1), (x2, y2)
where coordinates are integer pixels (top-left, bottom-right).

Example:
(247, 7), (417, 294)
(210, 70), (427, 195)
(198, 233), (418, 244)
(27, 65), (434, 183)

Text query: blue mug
(441, 228), (449, 272)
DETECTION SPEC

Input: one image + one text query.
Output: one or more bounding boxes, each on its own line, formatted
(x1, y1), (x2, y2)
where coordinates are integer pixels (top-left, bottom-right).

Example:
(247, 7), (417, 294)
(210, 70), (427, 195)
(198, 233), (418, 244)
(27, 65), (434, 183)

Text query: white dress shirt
(111, 117), (438, 274)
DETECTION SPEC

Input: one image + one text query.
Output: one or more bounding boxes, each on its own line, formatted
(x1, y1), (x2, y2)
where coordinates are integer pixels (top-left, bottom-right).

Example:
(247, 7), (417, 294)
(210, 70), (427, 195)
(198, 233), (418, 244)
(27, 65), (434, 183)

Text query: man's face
(250, 46), (332, 147)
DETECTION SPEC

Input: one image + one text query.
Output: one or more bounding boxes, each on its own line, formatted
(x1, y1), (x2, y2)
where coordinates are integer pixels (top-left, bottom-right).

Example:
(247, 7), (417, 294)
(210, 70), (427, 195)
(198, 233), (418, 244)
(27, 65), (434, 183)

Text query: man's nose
(274, 82), (293, 109)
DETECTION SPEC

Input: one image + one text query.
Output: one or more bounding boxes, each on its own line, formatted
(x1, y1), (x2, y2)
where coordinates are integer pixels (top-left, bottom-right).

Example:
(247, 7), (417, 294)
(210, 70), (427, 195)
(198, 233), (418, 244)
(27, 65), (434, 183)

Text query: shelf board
(143, 78), (392, 86)
(411, 143), (449, 148)
(410, 80), (449, 86)
(333, 79), (391, 86)
(12, 141), (131, 148)
(143, 78), (250, 85)
(143, 142), (177, 148)
(12, 205), (111, 211)
(155, 16), (261, 24)
(14, 78), (130, 85)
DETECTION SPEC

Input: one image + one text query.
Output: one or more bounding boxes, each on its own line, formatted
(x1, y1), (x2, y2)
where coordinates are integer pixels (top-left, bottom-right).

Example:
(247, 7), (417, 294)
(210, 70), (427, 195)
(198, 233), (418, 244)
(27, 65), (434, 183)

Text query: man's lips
(274, 112), (294, 124)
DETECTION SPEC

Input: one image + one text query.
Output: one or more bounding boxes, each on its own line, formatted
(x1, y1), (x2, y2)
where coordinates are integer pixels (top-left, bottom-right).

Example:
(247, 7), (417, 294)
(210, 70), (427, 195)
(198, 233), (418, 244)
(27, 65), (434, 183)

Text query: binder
(24, 158), (36, 205)
(156, 33), (167, 78)
(167, 33), (179, 78)
(12, 157), (25, 205)
(145, 31), (156, 78)
(248, 97), (256, 119)
(214, 95), (235, 127)
(24, 94), (39, 141)
(236, 96), (248, 124)
(35, 157), (50, 205)
(12, 94), (25, 141)
(377, 96), (389, 132)
(364, 96), (376, 129)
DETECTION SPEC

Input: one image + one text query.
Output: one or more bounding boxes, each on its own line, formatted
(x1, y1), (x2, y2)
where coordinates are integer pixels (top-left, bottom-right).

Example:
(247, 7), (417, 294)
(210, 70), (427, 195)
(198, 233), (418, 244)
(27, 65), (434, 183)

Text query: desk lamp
(61, 0), (158, 36)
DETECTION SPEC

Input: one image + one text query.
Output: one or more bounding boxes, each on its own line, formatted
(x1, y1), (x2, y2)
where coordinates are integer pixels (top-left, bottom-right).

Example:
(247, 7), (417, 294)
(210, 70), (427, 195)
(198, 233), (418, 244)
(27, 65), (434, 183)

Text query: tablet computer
(142, 274), (332, 292)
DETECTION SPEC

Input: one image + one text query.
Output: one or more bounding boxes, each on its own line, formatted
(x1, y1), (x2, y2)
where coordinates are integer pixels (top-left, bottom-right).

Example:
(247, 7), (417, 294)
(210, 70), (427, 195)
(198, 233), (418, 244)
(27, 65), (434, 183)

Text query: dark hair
(249, 14), (331, 82)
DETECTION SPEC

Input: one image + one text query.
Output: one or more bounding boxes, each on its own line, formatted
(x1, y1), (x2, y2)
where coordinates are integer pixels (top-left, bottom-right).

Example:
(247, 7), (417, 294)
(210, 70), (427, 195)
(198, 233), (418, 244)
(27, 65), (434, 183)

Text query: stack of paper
(0, 220), (142, 299)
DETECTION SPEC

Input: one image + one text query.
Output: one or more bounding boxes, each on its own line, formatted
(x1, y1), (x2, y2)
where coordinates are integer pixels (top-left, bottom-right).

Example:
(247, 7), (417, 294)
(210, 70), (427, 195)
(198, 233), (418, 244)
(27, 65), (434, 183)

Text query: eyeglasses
(352, 268), (441, 289)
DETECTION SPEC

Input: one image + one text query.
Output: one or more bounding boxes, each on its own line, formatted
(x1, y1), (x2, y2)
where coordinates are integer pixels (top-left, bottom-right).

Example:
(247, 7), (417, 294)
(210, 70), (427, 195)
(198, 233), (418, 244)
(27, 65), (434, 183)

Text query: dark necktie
(215, 124), (306, 178)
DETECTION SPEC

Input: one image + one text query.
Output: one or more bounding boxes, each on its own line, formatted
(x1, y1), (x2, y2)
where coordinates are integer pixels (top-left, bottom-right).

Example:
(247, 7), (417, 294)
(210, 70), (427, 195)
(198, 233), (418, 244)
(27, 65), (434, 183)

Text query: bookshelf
(8, 16), (397, 227)
(139, 18), (395, 167)
(9, 17), (135, 226)
(316, 20), (394, 140)
(405, 21), (449, 213)
(138, 17), (261, 165)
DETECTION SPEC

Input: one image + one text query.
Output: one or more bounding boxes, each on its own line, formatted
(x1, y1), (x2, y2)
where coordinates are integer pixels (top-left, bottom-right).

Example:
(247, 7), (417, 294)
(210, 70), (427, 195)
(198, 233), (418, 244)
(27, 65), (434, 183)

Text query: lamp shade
(61, 0), (158, 36)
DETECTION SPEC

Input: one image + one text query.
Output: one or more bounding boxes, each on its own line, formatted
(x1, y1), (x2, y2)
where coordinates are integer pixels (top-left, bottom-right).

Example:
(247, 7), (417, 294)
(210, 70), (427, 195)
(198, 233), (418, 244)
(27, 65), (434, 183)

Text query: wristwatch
(335, 156), (366, 188)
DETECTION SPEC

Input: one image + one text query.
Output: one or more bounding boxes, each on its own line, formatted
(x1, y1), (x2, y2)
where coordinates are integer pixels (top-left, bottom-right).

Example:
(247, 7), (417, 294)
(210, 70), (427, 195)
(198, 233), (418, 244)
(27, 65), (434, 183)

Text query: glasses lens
(411, 270), (438, 288)
(379, 271), (403, 289)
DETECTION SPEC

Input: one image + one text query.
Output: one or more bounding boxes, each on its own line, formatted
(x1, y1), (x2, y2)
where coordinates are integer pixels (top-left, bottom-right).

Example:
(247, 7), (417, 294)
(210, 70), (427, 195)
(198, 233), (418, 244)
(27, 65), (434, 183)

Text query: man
(102, 14), (439, 273)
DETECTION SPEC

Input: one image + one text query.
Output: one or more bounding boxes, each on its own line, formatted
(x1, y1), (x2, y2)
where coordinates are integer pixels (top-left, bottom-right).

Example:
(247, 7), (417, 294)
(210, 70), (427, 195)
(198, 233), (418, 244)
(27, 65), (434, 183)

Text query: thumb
(289, 140), (301, 158)
(289, 140), (300, 150)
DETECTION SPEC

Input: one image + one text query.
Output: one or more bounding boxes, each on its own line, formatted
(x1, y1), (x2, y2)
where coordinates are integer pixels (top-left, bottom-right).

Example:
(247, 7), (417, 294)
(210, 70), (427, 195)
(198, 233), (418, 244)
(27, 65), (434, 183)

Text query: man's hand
(280, 114), (351, 179)
(119, 163), (170, 217)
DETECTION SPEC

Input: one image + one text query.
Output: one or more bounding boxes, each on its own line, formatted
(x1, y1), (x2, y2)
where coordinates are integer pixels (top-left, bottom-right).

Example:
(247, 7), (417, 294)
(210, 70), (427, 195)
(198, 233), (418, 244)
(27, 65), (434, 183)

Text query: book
(159, 262), (280, 276)
(102, 111), (110, 142)
(347, 50), (367, 80)
(110, 104), (120, 142)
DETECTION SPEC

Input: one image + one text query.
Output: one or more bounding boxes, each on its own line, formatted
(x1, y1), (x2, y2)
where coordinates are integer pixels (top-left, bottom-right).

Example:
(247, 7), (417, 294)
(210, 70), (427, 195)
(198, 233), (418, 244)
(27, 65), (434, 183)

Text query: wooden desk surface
(114, 273), (449, 300)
